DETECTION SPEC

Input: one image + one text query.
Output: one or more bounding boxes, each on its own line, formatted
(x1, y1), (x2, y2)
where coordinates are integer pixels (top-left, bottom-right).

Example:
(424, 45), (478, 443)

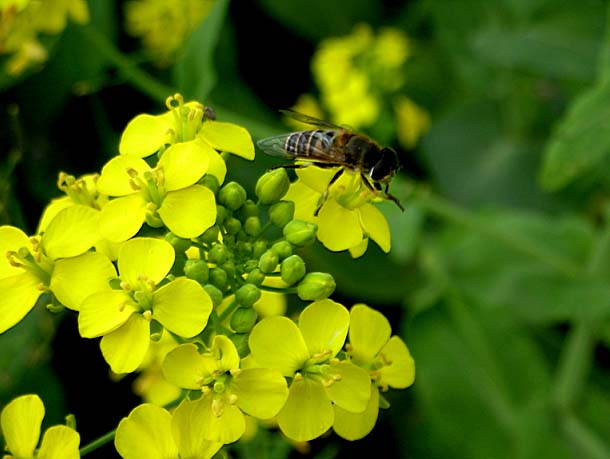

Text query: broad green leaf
(540, 81), (610, 191)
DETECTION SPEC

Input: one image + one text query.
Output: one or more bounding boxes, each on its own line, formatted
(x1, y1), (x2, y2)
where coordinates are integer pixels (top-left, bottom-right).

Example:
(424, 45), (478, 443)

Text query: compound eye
(370, 148), (398, 181)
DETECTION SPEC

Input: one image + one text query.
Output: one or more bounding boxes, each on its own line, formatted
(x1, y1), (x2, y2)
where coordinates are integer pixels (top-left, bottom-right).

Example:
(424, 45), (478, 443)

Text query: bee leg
(360, 174), (405, 212)
(383, 183), (405, 212)
(314, 168), (344, 216)
(269, 163), (308, 171)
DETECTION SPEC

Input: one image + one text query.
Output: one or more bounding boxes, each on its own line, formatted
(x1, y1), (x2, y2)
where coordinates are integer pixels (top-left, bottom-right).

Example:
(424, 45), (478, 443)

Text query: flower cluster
(0, 95), (414, 458)
(0, 0), (89, 76)
(124, 0), (216, 66)
(292, 23), (430, 149)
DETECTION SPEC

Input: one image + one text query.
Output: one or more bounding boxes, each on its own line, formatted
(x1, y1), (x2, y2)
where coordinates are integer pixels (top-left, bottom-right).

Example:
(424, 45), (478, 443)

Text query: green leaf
(540, 81), (610, 191)
(173, 0), (230, 101)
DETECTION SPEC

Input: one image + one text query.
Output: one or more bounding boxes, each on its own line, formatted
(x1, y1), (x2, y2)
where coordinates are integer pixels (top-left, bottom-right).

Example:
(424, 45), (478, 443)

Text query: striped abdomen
(283, 130), (338, 160)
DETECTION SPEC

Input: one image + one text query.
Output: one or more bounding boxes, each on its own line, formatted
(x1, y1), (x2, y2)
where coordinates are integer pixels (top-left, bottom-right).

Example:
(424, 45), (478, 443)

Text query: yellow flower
(124, 0), (215, 66)
(394, 96), (430, 149)
(284, 167), (390, 257)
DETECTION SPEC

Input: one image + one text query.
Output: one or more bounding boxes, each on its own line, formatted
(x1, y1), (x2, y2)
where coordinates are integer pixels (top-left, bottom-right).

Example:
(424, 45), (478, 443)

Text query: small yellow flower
(394, 96), (430, 149)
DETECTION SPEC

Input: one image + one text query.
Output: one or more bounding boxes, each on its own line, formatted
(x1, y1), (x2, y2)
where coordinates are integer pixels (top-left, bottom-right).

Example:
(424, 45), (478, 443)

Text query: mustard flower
(124, 0), (215, 66)
(249, 299), (371, 441)
(334, 304), (415, 440)
(162, 335), (289, 444)
(115, 403), (222, 459)
(394, 96), (431, 149)
(1, 394), (80, 459)
(0, 205), (111, 333)
(284, 167), (390, 257)
(0, 0), (89, 75)
(78, 237), (213, 374)
(96, 143), (217, 242)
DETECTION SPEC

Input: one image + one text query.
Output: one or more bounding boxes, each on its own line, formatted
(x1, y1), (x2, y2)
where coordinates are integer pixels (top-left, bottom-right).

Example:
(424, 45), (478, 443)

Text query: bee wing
(256, 134), (296, 158)
(280, 109), (344, 130)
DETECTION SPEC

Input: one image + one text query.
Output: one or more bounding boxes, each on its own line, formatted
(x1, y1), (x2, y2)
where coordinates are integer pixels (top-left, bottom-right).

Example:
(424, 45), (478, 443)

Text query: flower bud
(215, 205), (229, 225)
(230, 333), (250, 358)
(244, 216), (262, 237)
(297, 272), (336, 301)
(246, 268), (265, 285)
(269, 200), (295, 228)
(224, 217), (242, 235)
(243, 259), (258, 273)
(271, 240), (292, 260)
(200, 174), (220, 194)
(258, 249), (279, 274)
(208, 243), (229, 265)
(165, 233), (191, 253)
(184, 259), (209, 284)
(204, 284), (224, 307)
(200, 225), (220, 244)
(255, 168), (290, 204)
(235, 283), (261, 307)
(231, 307), (258, 333)
(283, 220), (317, 246)
(218, 181), (247, 211)
(237, 199), (259, 220)
(209, 267), (227, 289)
(252, 240), (268, 259)
(280, 254), (306, 285)
(221, 260), (236, 278)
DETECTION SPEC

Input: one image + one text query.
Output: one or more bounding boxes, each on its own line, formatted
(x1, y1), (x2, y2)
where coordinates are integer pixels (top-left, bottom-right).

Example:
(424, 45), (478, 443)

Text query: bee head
(370, 147), (400, 182)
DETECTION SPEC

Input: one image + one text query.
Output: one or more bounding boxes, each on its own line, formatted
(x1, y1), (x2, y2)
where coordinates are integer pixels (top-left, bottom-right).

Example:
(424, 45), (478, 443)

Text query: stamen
(227, 394), (238, 405)
(212, 398), (224, 417)
(142, 310), (152, 321)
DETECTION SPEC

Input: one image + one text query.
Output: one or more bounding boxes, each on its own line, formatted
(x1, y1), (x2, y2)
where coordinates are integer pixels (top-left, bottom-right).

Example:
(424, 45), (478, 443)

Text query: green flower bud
(165, 233), (191, 253)
(297, 272), (336, 301)
(216, 205), (229, 225)
(246, 268), (265, 285)
(237, 199), (259, 220)
(236, 241), (253, 258)
(184, 259), (209, 284)
(243, 259), (259, 273)
(230, 333), (250, 358)
(204, 284), (224, 307)
(209, 267), (227, 289)
(200, 174), (220, 194)
(258, 249), (279, 274)
(244, 216), (262, 237)
(255, 168), (290, 204)
(224, 217), (242, 235)
(252, 240), (268, 259)
(200, 225), (220, 244)
(218, 182), (247, 211)
(280, 254), (306, 285)
(230, 307), (258, 333)
(221, 260), (236, 278)
(283, 220), (317, 246)
(269, 200), (295, 228)
(169, 253), (187, 277)
(235, 283), (262, 307)
(271, 240), (292, 260)
(208, 243), (229, 265)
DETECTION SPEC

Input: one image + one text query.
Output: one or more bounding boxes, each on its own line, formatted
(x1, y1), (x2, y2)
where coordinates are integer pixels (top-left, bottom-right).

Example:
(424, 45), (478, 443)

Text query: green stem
(77, 24), (175, 103)
(79, 429), (115, 456)
(218, 300), (240, 322)
(259, 285), (296, 294)
(413, 191), (583, 277)
(562, 415), (610, 459)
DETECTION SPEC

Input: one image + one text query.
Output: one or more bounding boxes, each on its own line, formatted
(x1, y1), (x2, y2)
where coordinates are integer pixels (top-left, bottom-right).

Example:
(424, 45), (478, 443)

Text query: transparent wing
(256, 134), (295, 158)
(280, 109), (344, 130)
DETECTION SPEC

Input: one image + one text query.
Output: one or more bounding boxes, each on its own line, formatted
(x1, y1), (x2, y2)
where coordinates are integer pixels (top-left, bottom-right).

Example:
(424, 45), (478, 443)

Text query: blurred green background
(1, 0), (610, 458)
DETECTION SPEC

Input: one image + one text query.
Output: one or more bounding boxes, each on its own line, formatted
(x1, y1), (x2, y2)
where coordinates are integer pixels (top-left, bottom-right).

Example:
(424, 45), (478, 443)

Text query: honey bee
(257, 110), (404, 214)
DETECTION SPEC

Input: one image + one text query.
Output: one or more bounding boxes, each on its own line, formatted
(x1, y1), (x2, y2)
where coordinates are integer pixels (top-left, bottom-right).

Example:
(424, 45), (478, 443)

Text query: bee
(257, 110), (404, 214)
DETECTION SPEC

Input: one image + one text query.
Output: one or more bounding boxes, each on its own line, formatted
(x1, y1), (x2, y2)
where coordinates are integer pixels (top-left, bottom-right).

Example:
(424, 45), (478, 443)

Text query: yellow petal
(97, 155), (152, 196)
(101, 314), (151, 374)
(38, 425), (80, 459)
(171, 400), (223, 459)
(198, 121), (255, 160)
(119, 114), (174, 158)
(317, 199), (362, 251)
(78, 290), (137, 338)
(0, 272), (43, 334)
(333, 383), (379, 440)
(37, 197), (72, 233)
(348, 238), (368, 258)
(283, 180), (321, 223)
(157, 139), (212, 191)
(158, 185), (216, 238)
(206, 150), (227, 184)
(118, 237), (175, 287)
(42, 205), (100, 259)
(99, 194), (147, 243)
(348, 304), (391, 365)
(359, 203), (391, 252)
(298, 299), (349, 357)
(0, 226), (31, 279)
(1, 394), (44, 457)
(378, 336), (415, 389)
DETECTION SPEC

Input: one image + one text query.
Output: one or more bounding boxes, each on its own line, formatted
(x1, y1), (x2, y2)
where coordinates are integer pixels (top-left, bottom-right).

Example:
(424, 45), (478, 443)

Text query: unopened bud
(184, 259), (209, 284)
(215, 205), (229, 225)
(297, 272), (336, 301)
(237, 200), (259, 220)
(283, 220), (317, 246)
(218, 182), (247, 211)
(244, 216), (262, 237)
(209, 267), (227, 289)
(246, 268), (265, 285)
(258, 250), (279, 274)
(269, 200), (295, 228)
(230, 307), (258, 332)
(252, 240), (268, 259)
(165, 233), (191, 253)
(235, 283), (261, 307)
(230, 333), (250, 358)
(271, 240), (292, 260)
(203, 284), (224, 307)
(208, 243), (229, 265)
(280, 254), (306, 285)
(200, 174), (220, 194)
(200, 225), (220, 244)
(255, 168), (290, 204)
